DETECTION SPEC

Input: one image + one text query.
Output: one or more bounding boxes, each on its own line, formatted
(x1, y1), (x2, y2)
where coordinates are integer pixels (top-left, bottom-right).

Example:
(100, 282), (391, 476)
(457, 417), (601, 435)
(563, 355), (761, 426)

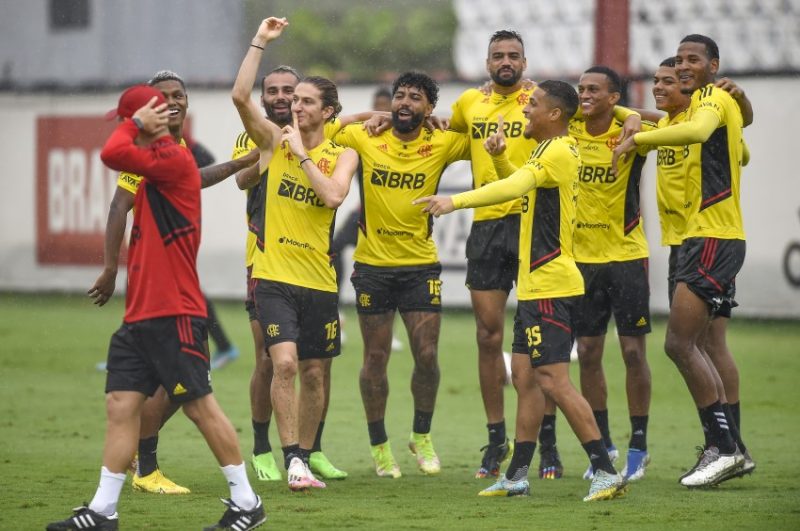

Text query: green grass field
(1, 292), (799, 530)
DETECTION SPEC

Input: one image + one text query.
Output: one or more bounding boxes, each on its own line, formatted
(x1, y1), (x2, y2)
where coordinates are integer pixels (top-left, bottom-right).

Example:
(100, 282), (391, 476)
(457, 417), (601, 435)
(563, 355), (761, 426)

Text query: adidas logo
(531, 348), (541, 358)
(589, 453), (599, 459)
(636, 316), (648, 327)
(326, 343), (335, 352)
(173, 383), (187, 395)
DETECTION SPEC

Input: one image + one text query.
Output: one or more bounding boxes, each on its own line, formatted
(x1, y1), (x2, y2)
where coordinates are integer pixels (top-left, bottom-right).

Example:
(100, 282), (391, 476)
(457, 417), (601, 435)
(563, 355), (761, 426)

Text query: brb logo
(370, 169), (425, 190)
(471, 120), (524, 139)
(278, 178), (325, 207)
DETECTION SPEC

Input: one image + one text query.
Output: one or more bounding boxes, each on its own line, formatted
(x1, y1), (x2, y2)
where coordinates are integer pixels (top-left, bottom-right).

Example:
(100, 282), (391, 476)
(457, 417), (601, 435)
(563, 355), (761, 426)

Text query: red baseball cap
(105, 84), (166, 120)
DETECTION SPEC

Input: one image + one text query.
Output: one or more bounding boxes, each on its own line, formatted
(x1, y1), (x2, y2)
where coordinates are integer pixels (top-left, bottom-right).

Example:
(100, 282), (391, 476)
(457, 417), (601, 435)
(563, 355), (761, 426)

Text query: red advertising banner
(36, 116), (119, 265)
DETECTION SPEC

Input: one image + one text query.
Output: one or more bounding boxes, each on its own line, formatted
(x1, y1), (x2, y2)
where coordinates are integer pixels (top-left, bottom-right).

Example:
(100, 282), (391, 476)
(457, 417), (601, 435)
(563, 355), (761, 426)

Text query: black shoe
(475, 438), (511, 478)
(204, 496), (266, 531)
(46, 505), (119, 530)
(538, 444), (564, 479)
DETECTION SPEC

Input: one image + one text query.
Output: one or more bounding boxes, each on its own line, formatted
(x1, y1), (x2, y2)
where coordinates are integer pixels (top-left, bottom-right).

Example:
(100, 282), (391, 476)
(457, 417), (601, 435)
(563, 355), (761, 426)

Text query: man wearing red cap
(47, 86), (265, 531)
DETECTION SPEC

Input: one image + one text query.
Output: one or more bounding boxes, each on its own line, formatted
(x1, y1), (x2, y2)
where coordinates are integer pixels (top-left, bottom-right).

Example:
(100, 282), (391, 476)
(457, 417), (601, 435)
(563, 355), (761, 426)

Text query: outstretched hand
(611, 136), (637, 176)
(412, 195), (455, 217)
(617, 113), (641, 144)
(483, 114), (507, 156)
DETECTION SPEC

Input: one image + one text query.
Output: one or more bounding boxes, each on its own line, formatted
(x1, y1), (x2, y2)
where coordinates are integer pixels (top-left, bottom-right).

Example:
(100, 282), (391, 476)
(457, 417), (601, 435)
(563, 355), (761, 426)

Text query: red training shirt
(100, 120), (206, 322)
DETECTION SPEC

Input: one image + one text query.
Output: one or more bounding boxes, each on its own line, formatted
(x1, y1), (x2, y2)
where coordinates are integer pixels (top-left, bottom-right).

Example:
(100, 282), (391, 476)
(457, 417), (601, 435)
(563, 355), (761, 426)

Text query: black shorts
(105, 316), (212, 403)
(245, 266), (258, 322)
(351, 262), (442, 314)
(253, 279), (341, 360)
(675, 237), (744, 318)
(465, 215), (520, 292)
(512, 297), (579, 368)
(574, 258), (652, 337)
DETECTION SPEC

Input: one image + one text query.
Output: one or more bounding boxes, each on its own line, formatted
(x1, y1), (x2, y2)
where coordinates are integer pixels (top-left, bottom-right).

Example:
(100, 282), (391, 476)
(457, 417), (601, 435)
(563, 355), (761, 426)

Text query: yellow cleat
(409, 432), (441, 475)
(132, 469), (190, 494)
(370, 442), (402, 478)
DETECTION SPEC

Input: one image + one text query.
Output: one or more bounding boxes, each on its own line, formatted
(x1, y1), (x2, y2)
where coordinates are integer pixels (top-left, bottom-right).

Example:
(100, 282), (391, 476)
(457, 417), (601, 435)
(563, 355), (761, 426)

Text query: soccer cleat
(678, 445), (706, 482)
(287, 457), (312, 491)
(370, 442), (402, 478)
(210, 346), (239, 370)
(304, 462), (327, 489)
(583, 470), (627, 501)
(251, 452), (282, 481)
(680, 446), (744, 488)
(538, 444), (564, 480)
(478, 476), (531, 497)
(409, 432), (441, 475)
(582, 445), (618, 480)
(729, 449), (756, 479)
(475, 438), (512, 479)
(132, 469), (190, 494)
(203, 495), (266, 531)
(46, 505), (119, 530)
(309, 451), (348, 479)
(95, 361), (108, 372)
(621, 448), (650, 481)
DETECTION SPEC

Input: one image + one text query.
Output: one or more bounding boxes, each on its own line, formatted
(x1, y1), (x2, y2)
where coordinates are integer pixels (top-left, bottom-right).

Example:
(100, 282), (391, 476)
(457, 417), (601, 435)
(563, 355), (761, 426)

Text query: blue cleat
(621, 448), (650, 481)
(210, 347), (239, 370)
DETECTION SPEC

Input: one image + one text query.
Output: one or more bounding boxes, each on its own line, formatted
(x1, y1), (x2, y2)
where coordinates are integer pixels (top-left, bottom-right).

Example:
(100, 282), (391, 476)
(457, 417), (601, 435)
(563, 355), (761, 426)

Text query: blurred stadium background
(0, 0), (798, 317)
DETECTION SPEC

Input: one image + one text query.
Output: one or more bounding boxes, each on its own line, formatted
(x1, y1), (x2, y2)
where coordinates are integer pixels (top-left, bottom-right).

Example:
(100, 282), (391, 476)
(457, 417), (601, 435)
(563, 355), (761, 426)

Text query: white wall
(0, 79), (797, 317)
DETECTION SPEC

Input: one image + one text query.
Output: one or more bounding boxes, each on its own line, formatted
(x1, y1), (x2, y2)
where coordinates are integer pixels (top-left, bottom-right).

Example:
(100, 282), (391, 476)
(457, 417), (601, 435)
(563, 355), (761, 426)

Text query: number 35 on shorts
(526, 325), (542, 347)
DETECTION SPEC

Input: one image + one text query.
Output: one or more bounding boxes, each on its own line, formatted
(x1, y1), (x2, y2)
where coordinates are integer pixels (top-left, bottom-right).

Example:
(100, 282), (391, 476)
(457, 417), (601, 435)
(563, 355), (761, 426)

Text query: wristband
(299, 157), (312, 166)
(250, 43), (265, 50)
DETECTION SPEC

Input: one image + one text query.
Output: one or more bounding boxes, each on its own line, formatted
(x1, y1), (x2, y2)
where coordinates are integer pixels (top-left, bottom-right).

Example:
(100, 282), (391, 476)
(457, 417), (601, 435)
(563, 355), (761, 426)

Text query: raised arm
(483, 115), (519, 179)
(281, 113), (358, 208)
(231, 17), (287, 153)
(716, 78), (754, 127)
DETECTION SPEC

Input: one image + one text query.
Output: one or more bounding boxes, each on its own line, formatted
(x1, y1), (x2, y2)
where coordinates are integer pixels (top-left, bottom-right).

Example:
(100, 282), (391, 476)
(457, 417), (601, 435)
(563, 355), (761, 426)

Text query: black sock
(722, 403), (747, 453)
(137, 436), (159, 477)
(582, 439), (616, 475)
(413, 409), (433, 434)
(368, 419), (388, 446)
(252, 420), (271, 455)
(538, 414), (557, 448)
(730, 401), (741, 431)
(698, 401), (736, 454)
(505, 440), (536, 481)
(299, 447), (311, 465)
(205, 296), (232, 352)
(593, 409), (614, 448)
(281, 444), (301, 469)
(311, 421), (325, 453)
(487, 421), (506, 446)
(629, 415), (648, 451)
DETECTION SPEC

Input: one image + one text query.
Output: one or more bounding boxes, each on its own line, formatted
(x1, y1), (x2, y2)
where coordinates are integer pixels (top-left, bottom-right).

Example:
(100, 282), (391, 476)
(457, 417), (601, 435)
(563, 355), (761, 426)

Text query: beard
(490, 67), (521, 87)
(392, 109), (425, 134)
(266, 104), (292, 127)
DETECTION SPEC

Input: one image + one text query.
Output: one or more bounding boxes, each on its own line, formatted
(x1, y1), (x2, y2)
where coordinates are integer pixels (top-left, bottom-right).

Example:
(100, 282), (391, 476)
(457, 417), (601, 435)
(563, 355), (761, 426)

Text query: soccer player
(570, 66), (655, 482)
(613, 34), (748, 487)
(333, 71), (470, 478)
(650, 57), (755, 481)
(87, 70), (257, 495)
(231, 16), (359, 491)
(415, 80), (627, 502)
(48, 85), (264, 531)
(231, 63), (355, 482)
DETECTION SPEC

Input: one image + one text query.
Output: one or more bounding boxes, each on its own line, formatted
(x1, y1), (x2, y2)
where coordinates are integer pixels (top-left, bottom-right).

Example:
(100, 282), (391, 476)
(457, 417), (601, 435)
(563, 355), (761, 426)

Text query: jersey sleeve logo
(317, 157), (332, 175)
(517, 93), (529, 106)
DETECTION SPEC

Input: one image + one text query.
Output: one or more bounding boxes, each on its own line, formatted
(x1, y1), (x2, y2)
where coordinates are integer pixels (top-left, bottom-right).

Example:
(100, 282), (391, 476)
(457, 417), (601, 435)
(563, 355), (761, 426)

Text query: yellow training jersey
(450, 87), (537, 221)
(116, 138), (188, 194)
(569, 117), (655, 263)
(231, 132), (262, 267)
(234, 119), (345, 267)
(453, 136), (584, 301)
(655, 110), (690, 246)
(251, 140), (347, 292)
(683, 84), (745, 240)
(334, 125), (470, 267)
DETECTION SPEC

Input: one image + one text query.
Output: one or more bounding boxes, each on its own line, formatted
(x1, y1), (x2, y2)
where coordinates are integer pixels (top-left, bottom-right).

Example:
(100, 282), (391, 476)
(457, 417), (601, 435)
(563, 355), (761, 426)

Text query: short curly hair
(391, 71), (439, 107)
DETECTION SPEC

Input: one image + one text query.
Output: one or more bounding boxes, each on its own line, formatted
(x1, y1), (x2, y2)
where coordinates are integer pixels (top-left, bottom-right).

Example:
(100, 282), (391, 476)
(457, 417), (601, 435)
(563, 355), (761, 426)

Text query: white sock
(221, 463), (257, 510)
(88, 466), (126, 516)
